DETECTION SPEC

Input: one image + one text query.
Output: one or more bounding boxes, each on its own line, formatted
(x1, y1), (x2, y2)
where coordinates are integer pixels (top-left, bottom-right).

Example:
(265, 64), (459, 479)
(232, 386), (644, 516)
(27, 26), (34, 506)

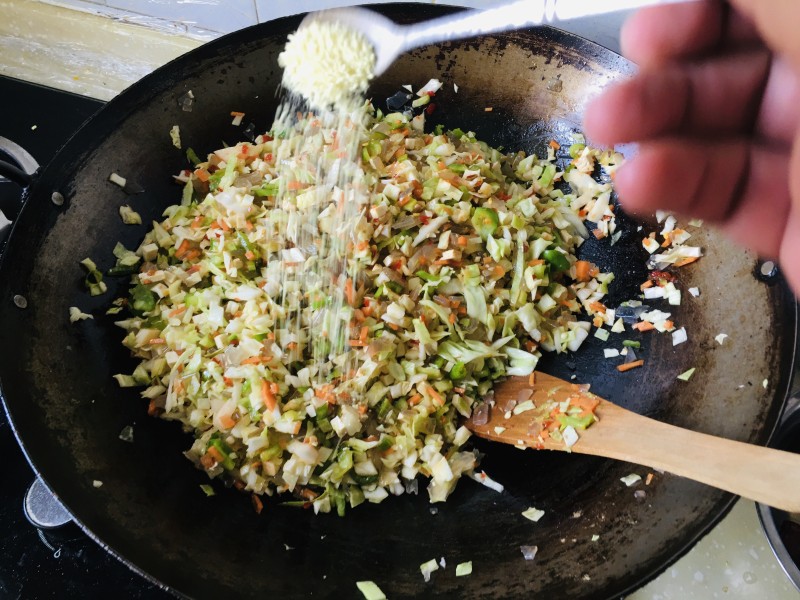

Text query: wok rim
(0, 4), (797, 598)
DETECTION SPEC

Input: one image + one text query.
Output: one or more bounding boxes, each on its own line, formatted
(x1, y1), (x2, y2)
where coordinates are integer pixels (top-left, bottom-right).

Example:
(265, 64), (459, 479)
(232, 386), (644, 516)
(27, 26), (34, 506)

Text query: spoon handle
(399, 0), (696, 54)
(580, 400), (800, 513)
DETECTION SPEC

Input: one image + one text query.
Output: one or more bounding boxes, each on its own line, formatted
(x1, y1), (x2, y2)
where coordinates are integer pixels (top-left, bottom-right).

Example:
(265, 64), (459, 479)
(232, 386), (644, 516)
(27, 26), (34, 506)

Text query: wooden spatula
(466, 372), (800, 513)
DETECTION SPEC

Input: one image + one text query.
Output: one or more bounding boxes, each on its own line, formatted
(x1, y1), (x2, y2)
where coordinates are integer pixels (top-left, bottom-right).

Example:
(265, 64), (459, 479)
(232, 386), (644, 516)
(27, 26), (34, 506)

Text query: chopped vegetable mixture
(110, 95), (696, 513)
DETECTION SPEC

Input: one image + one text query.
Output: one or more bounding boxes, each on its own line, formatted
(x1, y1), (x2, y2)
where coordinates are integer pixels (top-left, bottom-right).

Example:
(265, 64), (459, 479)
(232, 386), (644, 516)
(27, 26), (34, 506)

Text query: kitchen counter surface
(1, 1), (798, 598)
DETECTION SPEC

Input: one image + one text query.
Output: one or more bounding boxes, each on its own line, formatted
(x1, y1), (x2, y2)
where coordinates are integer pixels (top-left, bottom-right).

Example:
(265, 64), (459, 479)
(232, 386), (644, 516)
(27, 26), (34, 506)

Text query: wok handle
(0, 160), (34, 186)
(579, 401), (800, 513)
(0, 136), (40, 246)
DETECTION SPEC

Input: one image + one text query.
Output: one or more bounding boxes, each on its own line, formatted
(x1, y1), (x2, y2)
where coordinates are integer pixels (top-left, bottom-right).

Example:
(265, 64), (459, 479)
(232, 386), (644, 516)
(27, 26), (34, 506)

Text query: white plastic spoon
(303, 0), (698, 77)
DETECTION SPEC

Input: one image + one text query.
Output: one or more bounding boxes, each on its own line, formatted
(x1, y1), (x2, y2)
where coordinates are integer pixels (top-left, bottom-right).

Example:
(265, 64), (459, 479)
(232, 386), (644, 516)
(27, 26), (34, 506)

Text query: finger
(584, 48), (770, 147)
(757, 55), (800, 147)
(621, 0), (724, 67)
(730, 0), (800, 69)
(778, 208), (800, 296)
(614, 139), (791, 259)
(621, 0), (760, 68)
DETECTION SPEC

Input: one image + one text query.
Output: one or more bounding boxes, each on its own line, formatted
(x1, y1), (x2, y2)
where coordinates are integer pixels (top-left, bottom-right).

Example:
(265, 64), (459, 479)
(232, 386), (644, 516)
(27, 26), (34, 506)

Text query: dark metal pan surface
(0, 5), (796, 598)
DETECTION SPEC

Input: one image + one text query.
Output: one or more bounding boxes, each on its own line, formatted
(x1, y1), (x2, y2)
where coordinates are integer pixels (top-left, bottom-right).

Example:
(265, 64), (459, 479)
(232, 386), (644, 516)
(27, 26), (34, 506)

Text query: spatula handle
(582, 402), (800, 513)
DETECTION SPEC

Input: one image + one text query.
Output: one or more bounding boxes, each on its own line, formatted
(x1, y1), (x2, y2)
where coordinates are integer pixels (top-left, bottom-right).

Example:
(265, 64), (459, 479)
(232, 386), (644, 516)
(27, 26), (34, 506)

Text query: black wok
(0, 5), (796, 599)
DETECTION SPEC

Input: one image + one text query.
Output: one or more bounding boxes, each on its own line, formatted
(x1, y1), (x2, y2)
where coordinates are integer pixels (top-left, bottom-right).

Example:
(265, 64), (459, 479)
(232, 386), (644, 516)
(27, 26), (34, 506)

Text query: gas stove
(0, 75), (170, 599)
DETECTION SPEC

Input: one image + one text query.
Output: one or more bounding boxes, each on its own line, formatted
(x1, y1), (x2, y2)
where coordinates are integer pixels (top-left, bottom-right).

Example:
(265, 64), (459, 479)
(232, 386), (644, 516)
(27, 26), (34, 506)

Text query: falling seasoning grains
(484, 107), (493, 112)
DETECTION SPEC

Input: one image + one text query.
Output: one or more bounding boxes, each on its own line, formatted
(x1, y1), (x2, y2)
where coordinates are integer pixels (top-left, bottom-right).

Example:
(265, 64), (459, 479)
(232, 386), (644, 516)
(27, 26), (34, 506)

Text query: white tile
(106, 0), (259, 34)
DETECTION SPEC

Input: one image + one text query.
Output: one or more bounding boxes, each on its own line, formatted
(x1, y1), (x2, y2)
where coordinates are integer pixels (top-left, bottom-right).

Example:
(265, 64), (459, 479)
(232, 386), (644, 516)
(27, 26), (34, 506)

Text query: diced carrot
(344, 278), (355, 306)
(617, 359), (644, 372)
(575, 260), (591, 282)
(299, 487), (318, 501)
(640, 280), (654, 290)
(527, 259), (545, 267)
(569, 395), (599, 413)
(448, 313), (456, 324)
(217, 219), (231, 232)
(219, 413), (236, 429)
(147, 399), (161, 417)
(674, 256), (699, 267)
(190, 215), (204, 229)
(175, 239), (192, 259)
(457, 235), (468, 247)
(205, 445), (225, 465)
(360, 326), (369, 343)
(244, 220), (254, 231)
(148, 338), (166, 345)
(168, 306), (186, 318)
(251, 494), (263, 515)
(632, 321), (655, 332)
(409, 394), (422, 406)
(195, 169), (210, 182)
(663, 320), (674, 330)
(549, 140), (561, 150)
(358, 404), (368, 415)
(241, 356), (263, 365)
(245, 251), (256, 260)
(427, 385), (445, 407)
(261, 380), (277, 411)
(529, 372), (536, 386)
(348, 340), (367, 347)
(589, 301), (606, 313)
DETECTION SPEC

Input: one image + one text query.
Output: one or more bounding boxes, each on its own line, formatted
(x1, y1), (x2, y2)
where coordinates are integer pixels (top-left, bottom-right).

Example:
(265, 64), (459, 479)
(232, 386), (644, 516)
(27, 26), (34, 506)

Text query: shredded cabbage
(111, 102), (620, 513)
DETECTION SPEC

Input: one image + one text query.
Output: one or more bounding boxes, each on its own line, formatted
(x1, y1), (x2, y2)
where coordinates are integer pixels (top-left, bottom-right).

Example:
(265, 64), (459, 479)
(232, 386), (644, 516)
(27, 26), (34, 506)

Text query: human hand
(583, 0), (800, 293)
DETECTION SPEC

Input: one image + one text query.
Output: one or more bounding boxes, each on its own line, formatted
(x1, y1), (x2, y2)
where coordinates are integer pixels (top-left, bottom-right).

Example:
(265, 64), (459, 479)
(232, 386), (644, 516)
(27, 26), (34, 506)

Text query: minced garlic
(278, 19), (376, 111)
